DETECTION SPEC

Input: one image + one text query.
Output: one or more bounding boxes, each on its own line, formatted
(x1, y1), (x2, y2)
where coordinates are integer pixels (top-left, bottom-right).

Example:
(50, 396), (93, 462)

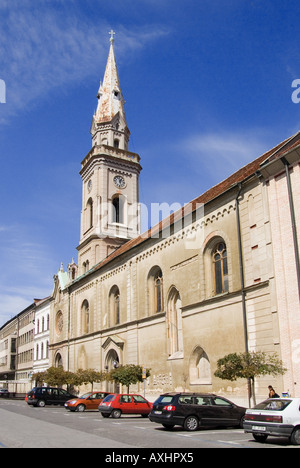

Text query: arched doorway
(105, 349), (120, 393)
(55, 352), (63, 368)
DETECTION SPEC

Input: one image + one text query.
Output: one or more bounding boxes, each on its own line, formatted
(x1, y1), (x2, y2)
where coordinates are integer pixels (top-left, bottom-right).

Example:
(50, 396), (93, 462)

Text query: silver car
(244, 397), (300, 445)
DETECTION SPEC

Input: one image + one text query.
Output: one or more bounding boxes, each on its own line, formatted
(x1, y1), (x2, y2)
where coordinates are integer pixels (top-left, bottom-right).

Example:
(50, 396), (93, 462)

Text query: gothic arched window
(147, 266), (164, 315)
(81, 300), (90, 335)
(167, 287), (183, 358)
(213, 242), (228, 294)
(154, 270), (163, 313)
(109, 286), (120, 326)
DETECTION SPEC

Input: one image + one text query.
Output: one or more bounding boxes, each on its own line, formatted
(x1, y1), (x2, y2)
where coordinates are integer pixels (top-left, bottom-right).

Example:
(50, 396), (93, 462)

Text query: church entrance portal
(105, 349), (120, 393)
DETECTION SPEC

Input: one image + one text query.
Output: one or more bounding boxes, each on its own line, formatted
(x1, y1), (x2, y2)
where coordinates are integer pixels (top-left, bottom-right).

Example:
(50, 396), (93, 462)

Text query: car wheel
(184, 415), (199, 432)
(253, 433), (268, 443)
(37, 400), (46, 408)
(290, 427), (300, 445)
(111, 409), (122, 419)
(76, 404), (86, 412)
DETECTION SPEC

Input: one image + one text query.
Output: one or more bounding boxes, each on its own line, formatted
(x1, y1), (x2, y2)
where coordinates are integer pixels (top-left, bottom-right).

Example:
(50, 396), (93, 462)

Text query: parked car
(149, 392), (246, 431)
(243, 397), (300, 445)
(0, 388), (9, 398)
(65, 391), (111, 412)
(27, 387), (77, 408)
(98, 393), (153, 418)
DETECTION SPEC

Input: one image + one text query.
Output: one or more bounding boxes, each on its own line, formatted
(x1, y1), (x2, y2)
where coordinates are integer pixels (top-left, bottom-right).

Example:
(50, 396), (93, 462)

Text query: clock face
(87, 179), (92, 192)
(113, 175), (126, 188)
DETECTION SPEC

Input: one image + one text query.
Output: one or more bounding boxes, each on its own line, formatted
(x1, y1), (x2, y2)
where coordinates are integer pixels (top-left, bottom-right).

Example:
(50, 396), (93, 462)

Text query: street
(0, 399), (297, 450)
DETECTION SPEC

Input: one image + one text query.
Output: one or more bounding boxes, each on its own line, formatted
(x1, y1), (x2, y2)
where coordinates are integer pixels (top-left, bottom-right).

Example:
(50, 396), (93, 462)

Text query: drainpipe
(282, 157), (300, 302)
(235, 183), (249, 353)
(235, 183), (251, 407)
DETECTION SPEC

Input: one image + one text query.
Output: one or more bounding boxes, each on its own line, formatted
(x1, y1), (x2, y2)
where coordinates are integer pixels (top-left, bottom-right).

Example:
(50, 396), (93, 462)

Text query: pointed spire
(95, 31), (127, 126)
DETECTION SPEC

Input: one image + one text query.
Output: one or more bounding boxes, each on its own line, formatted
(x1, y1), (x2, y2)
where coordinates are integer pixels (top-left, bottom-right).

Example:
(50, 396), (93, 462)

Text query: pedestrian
(268, 385), (279, 398)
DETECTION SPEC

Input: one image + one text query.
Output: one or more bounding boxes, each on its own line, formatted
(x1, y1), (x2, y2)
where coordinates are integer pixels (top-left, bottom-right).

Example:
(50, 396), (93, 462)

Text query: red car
(98, 393), (153, 418)
(65, 391), (110, 412)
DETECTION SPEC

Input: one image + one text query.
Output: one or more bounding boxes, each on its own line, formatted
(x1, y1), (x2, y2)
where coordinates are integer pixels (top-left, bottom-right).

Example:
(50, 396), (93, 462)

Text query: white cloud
(0, 225), (55, 327)
(180, 129), (273, 183)
(0, 4), (168, 123)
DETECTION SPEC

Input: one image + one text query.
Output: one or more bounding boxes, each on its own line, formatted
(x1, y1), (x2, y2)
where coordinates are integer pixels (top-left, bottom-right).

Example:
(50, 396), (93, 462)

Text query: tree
(109, 364), (150, 393)
(214, 351), (287, 406)
(76, 369), (106, 391)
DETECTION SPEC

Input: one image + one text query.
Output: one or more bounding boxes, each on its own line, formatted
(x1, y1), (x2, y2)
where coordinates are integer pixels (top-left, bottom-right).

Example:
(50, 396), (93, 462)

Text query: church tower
(77, 32), (142, 275)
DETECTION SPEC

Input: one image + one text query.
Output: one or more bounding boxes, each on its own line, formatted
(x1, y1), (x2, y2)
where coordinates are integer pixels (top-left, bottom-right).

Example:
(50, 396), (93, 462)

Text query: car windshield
(78, 393), (92, 399)
(254, 399), (292, 411)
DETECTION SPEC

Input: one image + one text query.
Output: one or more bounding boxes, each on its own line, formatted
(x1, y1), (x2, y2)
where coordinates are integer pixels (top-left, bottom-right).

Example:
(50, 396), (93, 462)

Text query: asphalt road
(0, 399), (297, 450)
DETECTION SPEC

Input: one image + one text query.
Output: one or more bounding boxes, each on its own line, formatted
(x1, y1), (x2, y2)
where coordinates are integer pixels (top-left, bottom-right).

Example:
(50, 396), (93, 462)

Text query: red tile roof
(78, 131), (300, 279)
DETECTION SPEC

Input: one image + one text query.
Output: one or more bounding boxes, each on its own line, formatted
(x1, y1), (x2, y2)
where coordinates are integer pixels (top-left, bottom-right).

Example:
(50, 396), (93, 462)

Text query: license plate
(252, 425), (266, 431)
(154, 410), (162, 415)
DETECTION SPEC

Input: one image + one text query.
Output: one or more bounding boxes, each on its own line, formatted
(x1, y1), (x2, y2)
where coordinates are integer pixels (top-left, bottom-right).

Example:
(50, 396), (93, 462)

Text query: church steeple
(91, 30), (130, 151)
(77, 32), (142, 274)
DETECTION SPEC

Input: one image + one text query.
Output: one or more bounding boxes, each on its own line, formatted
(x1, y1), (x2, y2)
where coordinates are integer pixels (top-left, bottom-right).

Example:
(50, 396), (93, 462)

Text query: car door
(87, 393), (104, 410)
(132, 395), (151, 414)
(192, 396), (217, 425)
(51, 388), (59, 404)
(119, 395), (135, 414)
(58, 389), (72, 405)
(211, 397), (238, 426)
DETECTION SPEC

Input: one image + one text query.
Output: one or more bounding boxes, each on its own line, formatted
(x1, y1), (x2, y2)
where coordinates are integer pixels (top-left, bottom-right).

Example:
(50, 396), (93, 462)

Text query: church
(49, 33), (300, 405)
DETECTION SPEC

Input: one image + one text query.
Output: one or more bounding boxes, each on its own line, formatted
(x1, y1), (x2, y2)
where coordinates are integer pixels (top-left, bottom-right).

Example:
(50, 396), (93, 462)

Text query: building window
(87, 198), (93, 229)
(81, 300), (90, 335)
(112, 195), (125, 224)
(213, 242), (228, 294)
(109, 286), (120, 326)
(147, 266), (164, 314)
(167, 287), (183, 358)
(154, 270), (163, 313)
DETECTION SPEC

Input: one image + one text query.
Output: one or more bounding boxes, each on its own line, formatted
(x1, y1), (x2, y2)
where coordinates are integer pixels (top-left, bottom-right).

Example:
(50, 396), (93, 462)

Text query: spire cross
(109, 29), (116, 44)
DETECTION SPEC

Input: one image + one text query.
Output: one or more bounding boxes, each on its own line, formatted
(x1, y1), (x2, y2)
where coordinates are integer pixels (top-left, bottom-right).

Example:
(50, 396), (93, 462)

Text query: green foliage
(109, 364), (151, 393)
(214, 351), (287, 406)
(214, 351), (287, 382)
(33, 367), (107, 391)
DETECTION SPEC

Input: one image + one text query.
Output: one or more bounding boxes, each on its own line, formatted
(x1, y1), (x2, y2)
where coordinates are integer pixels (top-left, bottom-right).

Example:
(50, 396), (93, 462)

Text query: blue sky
(1, 0), (300, 326)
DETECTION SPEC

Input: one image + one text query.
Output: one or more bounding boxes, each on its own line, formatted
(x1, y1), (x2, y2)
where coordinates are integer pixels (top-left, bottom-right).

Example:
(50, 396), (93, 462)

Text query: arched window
(213, 242), (228, 294)
(81, 300), (90, 334)
(87, 198), (93, 229)
(167, 287), (183, 358)
(109, 286), (120, 326)
(155, 272), (163, 313)
(112, 195), (125, 224)
(147, 266), (164, 314)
